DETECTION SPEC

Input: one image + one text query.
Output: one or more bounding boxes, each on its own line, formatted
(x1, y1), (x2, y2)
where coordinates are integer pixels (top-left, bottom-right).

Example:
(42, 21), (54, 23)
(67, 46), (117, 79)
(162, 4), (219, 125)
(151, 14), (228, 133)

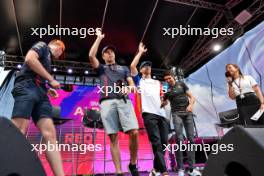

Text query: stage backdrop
(186, 20), (264, 137)
(27, 85), (156, 175)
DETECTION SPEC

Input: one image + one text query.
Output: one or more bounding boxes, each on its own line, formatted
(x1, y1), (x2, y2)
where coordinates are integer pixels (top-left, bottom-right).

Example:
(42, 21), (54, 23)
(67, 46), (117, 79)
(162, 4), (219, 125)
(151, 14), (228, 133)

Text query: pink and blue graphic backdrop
(27, 85), (152, 175)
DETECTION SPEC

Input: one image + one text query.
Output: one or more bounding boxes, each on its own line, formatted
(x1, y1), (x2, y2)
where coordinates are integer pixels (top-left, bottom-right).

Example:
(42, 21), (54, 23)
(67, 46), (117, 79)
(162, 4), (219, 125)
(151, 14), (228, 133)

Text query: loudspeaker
(217, 109), (241, 127)
(82, 108), (104, 129)
(0, 117), (46, 176)
(203, 125), (264, 176)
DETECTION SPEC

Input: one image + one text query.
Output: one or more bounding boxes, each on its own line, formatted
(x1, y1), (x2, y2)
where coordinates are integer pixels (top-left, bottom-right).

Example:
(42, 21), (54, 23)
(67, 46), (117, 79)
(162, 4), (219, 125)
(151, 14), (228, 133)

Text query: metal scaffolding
(163, 0), (226, 11)
(179, 0), (264, 73)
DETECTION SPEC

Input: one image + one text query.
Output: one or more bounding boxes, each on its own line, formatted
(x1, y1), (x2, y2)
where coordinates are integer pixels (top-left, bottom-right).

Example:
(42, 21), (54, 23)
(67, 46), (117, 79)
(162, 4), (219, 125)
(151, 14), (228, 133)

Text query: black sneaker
(116, 173), (124, 176)
(128, 163), (139, 176)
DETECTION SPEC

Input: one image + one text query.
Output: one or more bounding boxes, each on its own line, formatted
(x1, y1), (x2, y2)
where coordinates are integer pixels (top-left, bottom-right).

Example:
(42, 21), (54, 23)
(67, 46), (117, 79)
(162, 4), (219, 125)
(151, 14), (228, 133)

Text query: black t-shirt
(164, 81), (189, 112)
(97, 63), (131, 101)
(15, 41), (51, 86)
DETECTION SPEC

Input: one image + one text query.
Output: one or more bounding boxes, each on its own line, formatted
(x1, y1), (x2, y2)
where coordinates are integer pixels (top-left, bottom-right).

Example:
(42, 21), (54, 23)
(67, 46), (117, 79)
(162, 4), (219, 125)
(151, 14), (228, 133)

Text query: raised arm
(227, 84), (236, 100)
(89, 29), (104, 69)
(226, 76), (236, 100)
(130, 42), (147, 76)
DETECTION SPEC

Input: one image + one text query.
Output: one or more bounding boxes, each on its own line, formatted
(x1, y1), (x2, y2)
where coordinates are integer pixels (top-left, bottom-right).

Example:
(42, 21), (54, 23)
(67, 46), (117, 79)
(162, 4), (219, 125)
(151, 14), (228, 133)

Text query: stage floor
(92, 170), (203, 176)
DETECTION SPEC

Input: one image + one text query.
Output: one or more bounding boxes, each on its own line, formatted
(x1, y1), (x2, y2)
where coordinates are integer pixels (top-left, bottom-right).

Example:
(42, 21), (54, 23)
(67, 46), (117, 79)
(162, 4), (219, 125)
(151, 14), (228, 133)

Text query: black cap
(102, 45), (116, 54)
(140, 61), (152, 70)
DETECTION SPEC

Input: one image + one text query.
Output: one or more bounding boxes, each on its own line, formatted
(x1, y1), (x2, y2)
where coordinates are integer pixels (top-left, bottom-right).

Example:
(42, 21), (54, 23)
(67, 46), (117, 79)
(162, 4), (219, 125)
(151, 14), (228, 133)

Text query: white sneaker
(178, 169), (185, 176)
(188, 168), (202, 176)
(149, 169), (161, 176)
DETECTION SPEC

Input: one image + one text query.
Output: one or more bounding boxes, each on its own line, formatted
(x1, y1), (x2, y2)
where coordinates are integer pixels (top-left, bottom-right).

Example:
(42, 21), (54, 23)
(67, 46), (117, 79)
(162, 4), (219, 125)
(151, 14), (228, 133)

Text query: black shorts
(11, 79), (52, 124)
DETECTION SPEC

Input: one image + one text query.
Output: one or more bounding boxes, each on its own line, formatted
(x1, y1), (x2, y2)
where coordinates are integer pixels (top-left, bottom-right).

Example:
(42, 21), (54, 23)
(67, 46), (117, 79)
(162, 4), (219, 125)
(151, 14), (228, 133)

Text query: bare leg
(128, 129), (138, 165)
(37, 118), (64, 176)
(109, 133), (122, 174)
(12, 118), (30, 135)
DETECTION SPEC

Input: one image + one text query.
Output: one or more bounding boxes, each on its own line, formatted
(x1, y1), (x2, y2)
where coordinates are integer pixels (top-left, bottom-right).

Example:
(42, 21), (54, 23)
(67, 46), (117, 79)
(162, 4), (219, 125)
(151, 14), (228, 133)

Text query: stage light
(213, 44), (222, 52)
(53, 68), (57, 72)
(172, 66), (176, 72)
(84, 70), (89, 75)
(171, 66), (177, 76)
(67, 68), (73, 74)
(0, 50), (6, 66)
(153, 75), (156, 79)
(235, 10), (252, 25)
(17, 64), (22, 69)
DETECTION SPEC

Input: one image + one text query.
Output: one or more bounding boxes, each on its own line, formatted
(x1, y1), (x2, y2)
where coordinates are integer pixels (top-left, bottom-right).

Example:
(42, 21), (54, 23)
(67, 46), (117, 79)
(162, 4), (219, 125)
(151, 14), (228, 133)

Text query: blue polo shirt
(97, 63), (131, 102)
(15, 41), (51, 86)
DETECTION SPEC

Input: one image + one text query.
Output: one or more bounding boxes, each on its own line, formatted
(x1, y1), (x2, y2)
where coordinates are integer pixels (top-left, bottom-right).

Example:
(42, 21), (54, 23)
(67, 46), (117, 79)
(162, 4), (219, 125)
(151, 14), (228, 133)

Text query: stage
(1, 0), (264, 176)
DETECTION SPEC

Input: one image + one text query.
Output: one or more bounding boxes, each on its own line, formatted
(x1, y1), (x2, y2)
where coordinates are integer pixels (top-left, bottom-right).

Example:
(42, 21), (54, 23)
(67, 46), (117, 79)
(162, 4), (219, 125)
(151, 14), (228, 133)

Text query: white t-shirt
(231, 75), (257, 96)
(134, 75), (166, 118)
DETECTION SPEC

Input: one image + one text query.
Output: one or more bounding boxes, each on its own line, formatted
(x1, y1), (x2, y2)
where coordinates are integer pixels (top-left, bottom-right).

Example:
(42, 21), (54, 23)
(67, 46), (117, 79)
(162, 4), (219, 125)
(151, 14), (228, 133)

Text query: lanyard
(233, 77), (242, 94)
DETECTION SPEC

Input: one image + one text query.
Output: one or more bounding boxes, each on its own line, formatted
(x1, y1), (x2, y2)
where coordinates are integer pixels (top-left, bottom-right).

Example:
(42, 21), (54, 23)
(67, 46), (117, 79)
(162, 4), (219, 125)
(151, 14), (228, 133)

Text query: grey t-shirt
(164, 81), (189, 112)
(97, 63), (131, 102)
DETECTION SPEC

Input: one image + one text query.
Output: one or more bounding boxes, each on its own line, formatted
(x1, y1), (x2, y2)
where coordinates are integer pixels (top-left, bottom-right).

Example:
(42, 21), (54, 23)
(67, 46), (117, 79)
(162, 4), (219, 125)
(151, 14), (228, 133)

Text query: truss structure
(179, 0), (264, 73)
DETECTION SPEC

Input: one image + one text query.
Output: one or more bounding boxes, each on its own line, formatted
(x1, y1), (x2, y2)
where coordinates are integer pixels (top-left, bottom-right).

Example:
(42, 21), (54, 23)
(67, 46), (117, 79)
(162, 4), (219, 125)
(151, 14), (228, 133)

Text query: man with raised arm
(89, 29), (139, 176)
(130, 43), (169, 176)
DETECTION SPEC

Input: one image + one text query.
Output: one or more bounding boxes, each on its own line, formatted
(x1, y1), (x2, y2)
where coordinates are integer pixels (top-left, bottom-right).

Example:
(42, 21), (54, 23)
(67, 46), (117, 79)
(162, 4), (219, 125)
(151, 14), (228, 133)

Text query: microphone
(225, 71), (233, 85)
(225, 71), (232, 78)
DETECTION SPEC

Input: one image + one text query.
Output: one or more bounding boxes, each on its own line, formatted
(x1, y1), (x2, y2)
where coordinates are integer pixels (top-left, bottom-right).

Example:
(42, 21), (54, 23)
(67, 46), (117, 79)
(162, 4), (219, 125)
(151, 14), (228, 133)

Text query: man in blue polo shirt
(11, 40), (65, 176)
(89, 29), (139, 176)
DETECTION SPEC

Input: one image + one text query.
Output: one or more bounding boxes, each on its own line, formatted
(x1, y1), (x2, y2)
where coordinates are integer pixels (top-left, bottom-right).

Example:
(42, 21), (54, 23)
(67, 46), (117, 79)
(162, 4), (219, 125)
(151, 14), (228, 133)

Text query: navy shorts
(11, 79), (52, 124)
